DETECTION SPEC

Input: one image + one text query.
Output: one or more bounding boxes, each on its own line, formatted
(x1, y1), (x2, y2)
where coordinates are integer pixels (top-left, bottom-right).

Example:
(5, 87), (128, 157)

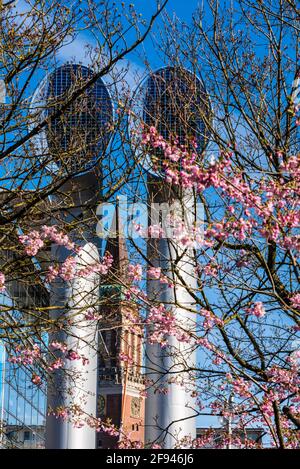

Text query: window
(24, 431), (31, 441)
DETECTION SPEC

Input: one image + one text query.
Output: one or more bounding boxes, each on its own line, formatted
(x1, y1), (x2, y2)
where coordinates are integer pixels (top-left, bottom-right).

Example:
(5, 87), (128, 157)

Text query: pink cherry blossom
(128, 263), (143, 282)
(19, 230), (44, 256)
(41, 225), (75, 250)
(0, 272), (5, 292)
(9, 344), (41, 366)
(245, 301), (266, 318)
(84, 308), (102, 320)
(124, 285), (146, 300)
(59, 256), (77, 281)
(148, 224), (164, 238)
(290, 293), (300, 310)
(19, 226), (75, 257)
(119, 352), (133, 364)
(50, 341), (68, 353)
(147, 304), (190, 346)
(46, 265), (60, 283)
(31, 374), (42, 386)
(65, 349), (81, 361)
(230, 377), (251, 397)
(48, 407), (69, 421)
(48, 358), (64, 371)
(200, 308), (224, 330)
(148, 266), (161, 279)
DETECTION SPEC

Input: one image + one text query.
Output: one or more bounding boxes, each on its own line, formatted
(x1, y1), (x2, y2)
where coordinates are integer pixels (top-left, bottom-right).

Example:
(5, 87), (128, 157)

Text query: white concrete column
(145, 183), (197, 448)
(45, 242), (99, 449)
(46, 174), (101, 449)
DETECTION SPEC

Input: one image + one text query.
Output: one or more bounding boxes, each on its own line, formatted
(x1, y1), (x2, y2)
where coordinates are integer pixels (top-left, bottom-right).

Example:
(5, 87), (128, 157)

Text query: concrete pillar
(46, 174), (101, 449)
(145, 179), (197, 448)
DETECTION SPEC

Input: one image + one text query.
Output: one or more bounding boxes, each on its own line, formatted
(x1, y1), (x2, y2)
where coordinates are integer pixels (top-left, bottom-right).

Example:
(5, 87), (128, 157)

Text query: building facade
(0, 343), (46, 449)
(97, 210), (145, 449)
(196, 427), (264, 449)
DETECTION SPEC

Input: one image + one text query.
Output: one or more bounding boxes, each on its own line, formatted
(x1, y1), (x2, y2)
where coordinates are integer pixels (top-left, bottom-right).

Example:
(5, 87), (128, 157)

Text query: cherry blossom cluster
(148, 224), (165, 238)
(84, 307), (102, 321)
(205, 217), (255, 243)
(196, 261), (219, 279)
(19, 224), (114, 284)
(8, 344), (41, 365)
(0, 272), (5, 292)
(266, 365), (300, 393)
(52, 256), (77, 282)
(18, 230), (45, 256)
(124, 285), (145, 301)
(148, 267), (161, 279)
(226, 374), (252, 398)
(50, 341), (68, 352)
(141, 128), (300, 256)
(46, 252), (113, 283)
(77, 252), (113, 277)
(127, 263), (143, 282)
(199, 308), (224, 330)
(31, 374), (42, 386)
(19, 225), (74, 257)
(40, 225), (75, 250)
(8, 341), (91, 387)
(169, 214), (202, 248)
(245, 302), (266, 318)
(51, 341), (90, 366)
(119, 352), (134, 365)
(146, 304), (190, 346)
(48, 405), (121, 438)
(290, 293), (300, 310)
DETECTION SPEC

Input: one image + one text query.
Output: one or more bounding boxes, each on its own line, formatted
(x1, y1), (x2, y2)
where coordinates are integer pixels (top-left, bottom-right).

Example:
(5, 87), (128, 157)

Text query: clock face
(131, 397), (141, 418)
(98, 395), (106, 416)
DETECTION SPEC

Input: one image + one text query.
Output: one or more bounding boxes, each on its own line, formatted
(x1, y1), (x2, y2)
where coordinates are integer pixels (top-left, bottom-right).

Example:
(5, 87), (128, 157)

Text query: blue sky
(57, 1), (203, 84)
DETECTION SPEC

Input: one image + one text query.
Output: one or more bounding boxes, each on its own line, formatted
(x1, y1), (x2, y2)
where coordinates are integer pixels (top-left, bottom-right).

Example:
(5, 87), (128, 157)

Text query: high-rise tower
(31, 63), (114, 449)
(130, 66), (210, 448)
(97, 207), (145, 449)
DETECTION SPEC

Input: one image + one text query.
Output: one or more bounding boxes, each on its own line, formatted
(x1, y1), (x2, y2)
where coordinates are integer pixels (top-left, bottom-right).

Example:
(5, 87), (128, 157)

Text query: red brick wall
(97, 393), (145, 449)
(121, 394), (145, 445)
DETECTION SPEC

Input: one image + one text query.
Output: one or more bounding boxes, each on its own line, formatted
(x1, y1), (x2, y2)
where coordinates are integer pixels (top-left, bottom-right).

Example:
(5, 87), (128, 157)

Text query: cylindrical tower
(131, 66), (210, 448)
(31, 63), (113, 448)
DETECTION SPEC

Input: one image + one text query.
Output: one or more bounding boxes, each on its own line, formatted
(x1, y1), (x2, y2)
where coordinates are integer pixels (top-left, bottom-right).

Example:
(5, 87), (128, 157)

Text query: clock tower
(97, 206), (145, 449)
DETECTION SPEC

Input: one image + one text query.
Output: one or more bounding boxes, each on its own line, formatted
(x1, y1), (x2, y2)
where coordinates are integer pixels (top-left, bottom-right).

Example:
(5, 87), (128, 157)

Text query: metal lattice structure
(32, 63), (113, 174)
(134, 66), (208, 446)
(130, 66), (211, 176)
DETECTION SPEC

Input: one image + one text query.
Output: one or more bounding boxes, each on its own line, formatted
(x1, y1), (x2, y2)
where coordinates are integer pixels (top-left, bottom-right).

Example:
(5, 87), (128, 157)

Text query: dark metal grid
(45, 64), (113, 173)
(143, 67), (209, 155)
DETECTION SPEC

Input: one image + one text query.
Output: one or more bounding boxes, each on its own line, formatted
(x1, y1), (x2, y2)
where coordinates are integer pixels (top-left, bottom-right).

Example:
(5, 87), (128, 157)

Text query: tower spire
(104, 199), (129, 284)
(97, 201), (145, 449)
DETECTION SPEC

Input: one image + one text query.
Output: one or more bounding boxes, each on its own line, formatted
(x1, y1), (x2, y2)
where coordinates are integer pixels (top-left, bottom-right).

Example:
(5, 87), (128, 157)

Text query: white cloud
(58, 33), (146, 93)
(58, 35), (93, 66)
